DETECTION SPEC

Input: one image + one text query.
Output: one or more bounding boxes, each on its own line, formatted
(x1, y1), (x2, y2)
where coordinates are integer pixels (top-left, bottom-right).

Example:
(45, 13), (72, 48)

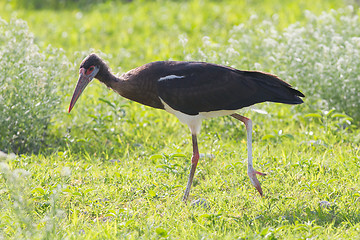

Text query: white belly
(160, 99), (237, 135)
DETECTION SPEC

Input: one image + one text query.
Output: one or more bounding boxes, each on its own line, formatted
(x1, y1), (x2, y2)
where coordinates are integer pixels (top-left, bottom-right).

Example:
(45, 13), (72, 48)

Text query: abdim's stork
(68, 53), (304, 202)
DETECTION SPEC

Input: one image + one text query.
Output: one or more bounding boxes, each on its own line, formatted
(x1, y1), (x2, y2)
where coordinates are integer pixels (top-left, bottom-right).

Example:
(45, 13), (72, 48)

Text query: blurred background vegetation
(0, 0), (359, 154)
(11, 0), (136, 10)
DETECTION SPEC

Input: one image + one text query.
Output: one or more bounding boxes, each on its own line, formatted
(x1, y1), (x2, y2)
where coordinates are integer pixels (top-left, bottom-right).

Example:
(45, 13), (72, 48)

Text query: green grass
(1, 0), (360, 239)
(1, 107), (359, 239)
(0, 0), (345, 65)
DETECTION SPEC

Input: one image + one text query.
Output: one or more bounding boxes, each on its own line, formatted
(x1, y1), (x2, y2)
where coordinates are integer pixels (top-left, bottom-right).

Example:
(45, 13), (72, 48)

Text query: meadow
(0, 0), (359, 239)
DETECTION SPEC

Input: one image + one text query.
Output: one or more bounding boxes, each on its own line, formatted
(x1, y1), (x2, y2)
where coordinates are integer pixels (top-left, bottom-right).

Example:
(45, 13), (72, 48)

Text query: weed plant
(0, 18), (71, 154)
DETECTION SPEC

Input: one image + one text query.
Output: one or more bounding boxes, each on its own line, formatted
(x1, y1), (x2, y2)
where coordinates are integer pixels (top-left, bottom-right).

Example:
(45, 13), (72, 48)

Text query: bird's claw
(248, 169), (266, 196)
(254, 170), (266, 176)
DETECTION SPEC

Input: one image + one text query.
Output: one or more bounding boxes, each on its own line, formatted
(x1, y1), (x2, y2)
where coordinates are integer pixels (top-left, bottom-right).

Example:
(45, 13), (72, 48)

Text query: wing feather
(157, 62), (304, 115)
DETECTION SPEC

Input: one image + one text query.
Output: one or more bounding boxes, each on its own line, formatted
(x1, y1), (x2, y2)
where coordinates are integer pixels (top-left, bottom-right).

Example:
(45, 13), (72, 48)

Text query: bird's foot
(254, 170), (266, 176)
(248, 168), (266, 196)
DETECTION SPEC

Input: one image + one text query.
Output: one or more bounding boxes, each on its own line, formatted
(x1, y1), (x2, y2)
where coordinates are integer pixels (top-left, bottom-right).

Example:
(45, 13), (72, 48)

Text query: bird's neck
(97, 68), (118, 86)
(96, 66), (164, 110)
(96, 68), (134, 100)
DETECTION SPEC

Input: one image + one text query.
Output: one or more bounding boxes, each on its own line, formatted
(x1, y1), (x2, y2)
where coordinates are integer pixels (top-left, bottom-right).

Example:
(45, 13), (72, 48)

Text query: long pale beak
(68, 68), (96, 113)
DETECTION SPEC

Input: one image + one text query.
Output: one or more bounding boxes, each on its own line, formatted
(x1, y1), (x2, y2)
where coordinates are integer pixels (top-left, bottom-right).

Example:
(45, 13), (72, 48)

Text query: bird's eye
(86, 66), (95, 75)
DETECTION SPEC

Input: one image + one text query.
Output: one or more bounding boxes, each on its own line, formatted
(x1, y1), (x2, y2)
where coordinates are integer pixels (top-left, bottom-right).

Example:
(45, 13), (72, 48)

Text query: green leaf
(281, 134), (294, 139)
(83, 188), (94, 194)
(262, 134), (276, 140)
(98, 98), (116, 109)
(148, 189), (157, 198)
(125, 219), (135, 227)
(156, 164), (171, 169)
(199, 213), (211, 219)
(118, 208), (127, 213)
(33, 187), (45, 195)
(304, 113), (322, 118)
(72, 192), (82, 197)
(260, 227), (270, 236)
(150, 154), (164, 160)
(331, 113), (352, 120)
(155, 227), (168, 237)
(294, 224), (308, 231)
(88, 114), (98, 119)
(105, 212), (116, 217)
(170, 153), (186, 158)
(325, 109), (336, 116)
(62, 188), (73, 194)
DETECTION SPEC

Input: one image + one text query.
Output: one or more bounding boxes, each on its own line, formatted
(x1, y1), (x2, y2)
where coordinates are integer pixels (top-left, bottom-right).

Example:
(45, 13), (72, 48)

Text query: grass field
(0, 0), (360, 239)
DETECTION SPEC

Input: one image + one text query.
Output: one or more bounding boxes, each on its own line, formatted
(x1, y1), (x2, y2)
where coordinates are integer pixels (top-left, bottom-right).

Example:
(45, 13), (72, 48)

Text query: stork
(68, 53), (304, 202)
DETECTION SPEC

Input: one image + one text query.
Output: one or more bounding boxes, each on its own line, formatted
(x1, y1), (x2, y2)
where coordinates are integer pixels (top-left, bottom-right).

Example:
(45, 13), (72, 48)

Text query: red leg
(183, 134), (200, 202)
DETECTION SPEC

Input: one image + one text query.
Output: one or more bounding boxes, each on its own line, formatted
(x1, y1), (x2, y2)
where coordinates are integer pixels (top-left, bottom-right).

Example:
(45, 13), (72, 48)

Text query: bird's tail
(244, 71), (305, 105)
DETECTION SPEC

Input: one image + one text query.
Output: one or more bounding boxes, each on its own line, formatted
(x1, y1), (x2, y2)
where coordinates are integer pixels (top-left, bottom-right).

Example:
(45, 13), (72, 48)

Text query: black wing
(157, 62), (304, 115)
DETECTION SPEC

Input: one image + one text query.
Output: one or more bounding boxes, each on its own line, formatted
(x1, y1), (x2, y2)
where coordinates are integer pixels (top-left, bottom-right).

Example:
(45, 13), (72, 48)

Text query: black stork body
(69, 53), (304, 202)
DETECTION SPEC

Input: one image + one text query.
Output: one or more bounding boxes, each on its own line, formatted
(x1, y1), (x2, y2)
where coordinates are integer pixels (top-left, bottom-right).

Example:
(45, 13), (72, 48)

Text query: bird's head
(68, 53), (106, 113)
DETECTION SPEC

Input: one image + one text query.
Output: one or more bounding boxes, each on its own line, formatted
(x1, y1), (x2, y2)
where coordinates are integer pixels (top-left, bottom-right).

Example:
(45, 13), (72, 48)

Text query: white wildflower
(61, 166), (71, 177)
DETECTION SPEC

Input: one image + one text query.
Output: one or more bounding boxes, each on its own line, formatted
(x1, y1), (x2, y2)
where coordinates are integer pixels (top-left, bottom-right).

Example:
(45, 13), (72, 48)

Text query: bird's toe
(255, 170), (266, 176)
(248, 169), (265, 196)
